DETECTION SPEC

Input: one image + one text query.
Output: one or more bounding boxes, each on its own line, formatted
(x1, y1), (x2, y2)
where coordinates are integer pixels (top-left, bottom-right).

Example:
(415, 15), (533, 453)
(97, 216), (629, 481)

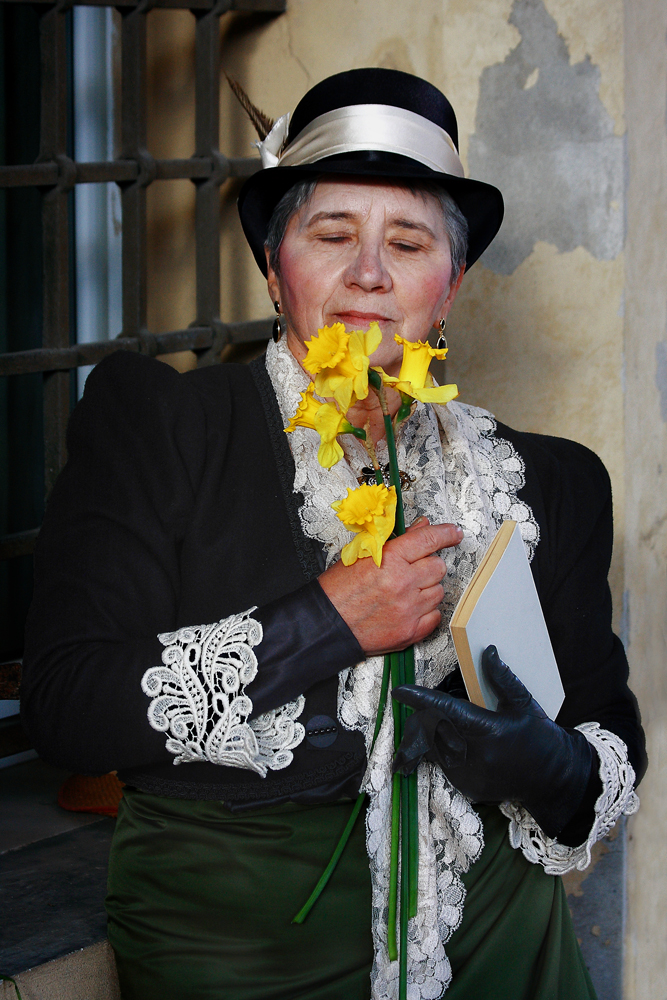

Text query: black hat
(237, 68), (504, 275)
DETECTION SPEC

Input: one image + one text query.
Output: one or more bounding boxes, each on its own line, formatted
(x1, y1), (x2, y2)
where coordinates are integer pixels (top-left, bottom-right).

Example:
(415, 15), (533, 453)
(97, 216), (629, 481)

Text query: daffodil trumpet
(332, 483), (397, 568)
(302, 321), (383, 413)
(285, 386), (366, 469)
(374, 333), (459, 407)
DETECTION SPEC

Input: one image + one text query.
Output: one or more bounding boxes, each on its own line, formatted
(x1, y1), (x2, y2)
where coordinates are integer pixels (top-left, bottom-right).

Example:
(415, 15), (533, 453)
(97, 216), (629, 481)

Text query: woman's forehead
(296, 178), (446, 229)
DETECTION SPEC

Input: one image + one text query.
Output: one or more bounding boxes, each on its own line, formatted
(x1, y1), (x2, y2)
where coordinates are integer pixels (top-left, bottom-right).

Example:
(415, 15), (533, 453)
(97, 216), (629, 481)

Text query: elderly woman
(21, 69), (645, 1000)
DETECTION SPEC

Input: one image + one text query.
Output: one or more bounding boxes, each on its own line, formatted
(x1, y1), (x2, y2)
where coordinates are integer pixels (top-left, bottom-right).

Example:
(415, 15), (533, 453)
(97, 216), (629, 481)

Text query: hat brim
(237, 156), (504, 276)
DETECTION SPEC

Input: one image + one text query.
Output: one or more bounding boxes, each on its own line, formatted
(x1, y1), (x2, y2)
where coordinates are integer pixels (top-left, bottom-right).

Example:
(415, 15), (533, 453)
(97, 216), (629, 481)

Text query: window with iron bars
(0, 0), (284, 672)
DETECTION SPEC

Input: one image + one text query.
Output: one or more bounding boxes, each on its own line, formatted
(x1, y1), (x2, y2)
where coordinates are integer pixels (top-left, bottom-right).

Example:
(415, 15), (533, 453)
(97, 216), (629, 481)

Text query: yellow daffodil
(332, 483), (397, 567)
(303, 322), (383, 413)
(375, 333), (459, 405)
(285, 386), (364, 469)
(284, 387), (324, 433)
(313, 404), (358, 469)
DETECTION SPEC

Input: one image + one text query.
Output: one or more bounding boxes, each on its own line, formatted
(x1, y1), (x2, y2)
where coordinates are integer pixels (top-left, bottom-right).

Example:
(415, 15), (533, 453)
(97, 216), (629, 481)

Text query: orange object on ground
(58, 772), (125, 816)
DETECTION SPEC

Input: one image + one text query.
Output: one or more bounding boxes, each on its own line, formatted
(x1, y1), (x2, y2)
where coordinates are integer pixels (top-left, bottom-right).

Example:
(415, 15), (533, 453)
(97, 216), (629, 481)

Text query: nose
(343, 239), (392, 293)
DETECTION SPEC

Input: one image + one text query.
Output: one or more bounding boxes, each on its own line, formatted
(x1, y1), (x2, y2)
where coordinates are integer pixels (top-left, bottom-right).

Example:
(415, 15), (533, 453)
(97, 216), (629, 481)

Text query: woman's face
(266, 179), (464, 376)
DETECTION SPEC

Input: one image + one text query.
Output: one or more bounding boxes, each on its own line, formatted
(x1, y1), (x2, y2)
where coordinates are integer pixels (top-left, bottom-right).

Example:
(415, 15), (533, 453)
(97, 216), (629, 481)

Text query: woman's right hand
(318, 518), (462, 656)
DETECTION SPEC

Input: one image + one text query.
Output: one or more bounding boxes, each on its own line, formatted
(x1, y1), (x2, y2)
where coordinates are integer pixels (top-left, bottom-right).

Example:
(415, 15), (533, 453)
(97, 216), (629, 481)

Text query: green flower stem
(399, 772), (410, 1000)
(0, 975), (23, 1000)
(372, 654), (393, 749)
(297, 367), (421, 975)
(292, 794), (366, 925)
(390, 653), (402, 742)
(395, 393), (413, 429)
(373, 379), (417, 972)
(403, 643), (415, 685)
(387, 769), (401, 963)
(292, 650), (392, 925)
(382, 414), (405, 535)
(402, 645), (419, 917)
(408, 772), (419, 919)
(387, 651), (403, 961)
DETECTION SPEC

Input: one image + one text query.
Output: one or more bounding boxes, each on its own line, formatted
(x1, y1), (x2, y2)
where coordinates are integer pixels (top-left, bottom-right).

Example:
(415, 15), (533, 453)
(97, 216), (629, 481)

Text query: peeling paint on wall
(542, 0), (624, 134)
(655, 340), (667, 423)
(468, 0), (623, 274)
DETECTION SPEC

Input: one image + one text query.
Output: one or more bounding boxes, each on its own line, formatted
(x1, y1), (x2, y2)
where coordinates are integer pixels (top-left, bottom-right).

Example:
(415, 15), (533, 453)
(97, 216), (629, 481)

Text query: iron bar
(193, 0), (227, 327)
(120, 2), (150, 338)
(38, 2), (72, 495)
(3, 0), (285, 8)
(0, 156), (260, 187)
(0, 319), (273, 375)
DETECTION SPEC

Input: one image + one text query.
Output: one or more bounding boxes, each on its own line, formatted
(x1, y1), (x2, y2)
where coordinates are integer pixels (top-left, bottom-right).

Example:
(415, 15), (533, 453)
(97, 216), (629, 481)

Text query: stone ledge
(0, 819), (115, 975)
(0, 941), (120, 1000)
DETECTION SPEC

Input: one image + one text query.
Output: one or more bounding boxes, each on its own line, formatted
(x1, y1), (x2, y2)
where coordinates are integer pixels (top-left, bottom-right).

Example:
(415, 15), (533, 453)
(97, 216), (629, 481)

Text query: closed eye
(391, 240), (426, 253)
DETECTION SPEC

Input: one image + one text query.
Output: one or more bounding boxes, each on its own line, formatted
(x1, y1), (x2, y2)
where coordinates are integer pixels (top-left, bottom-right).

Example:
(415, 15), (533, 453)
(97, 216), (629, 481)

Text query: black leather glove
(392, 645), (597, 839)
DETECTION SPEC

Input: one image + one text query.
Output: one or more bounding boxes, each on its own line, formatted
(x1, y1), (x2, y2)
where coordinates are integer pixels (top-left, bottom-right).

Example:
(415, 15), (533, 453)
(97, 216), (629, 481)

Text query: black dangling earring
(272, 301), (287, 343)
(436, 317), (448, 351)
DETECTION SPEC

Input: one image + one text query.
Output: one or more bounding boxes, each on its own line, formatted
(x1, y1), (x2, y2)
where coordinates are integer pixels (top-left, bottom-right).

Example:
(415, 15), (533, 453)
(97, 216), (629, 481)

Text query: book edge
(450, 520), (517, 629)
(450, 623), (486, 708)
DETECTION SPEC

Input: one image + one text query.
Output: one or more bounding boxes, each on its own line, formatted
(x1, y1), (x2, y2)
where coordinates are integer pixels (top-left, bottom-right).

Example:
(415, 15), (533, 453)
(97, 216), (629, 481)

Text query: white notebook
(449, 520), (565, 721)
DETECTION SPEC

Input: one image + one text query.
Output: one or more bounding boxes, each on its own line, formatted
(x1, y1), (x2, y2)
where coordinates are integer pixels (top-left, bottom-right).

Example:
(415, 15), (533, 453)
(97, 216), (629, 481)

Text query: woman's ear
(442, 265), (465, 316)
(266, 246), (281, 305)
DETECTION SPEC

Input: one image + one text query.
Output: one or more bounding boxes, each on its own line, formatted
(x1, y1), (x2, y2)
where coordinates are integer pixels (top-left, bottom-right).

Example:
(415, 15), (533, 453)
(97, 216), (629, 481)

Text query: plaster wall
(623, 2), (667, 996)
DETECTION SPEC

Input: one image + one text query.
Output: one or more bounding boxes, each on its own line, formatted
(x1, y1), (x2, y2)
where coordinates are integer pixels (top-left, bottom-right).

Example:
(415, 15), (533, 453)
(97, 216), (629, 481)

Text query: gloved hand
(392, 645), (597, 839)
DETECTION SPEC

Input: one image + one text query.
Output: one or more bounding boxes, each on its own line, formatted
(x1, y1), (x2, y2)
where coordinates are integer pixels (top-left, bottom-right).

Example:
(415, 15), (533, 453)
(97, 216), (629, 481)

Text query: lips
(334, 311), (395, 325)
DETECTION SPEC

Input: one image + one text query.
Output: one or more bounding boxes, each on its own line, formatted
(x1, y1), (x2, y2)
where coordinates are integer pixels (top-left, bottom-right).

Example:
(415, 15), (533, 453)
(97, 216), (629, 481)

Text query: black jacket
(21, 351), (646, 806)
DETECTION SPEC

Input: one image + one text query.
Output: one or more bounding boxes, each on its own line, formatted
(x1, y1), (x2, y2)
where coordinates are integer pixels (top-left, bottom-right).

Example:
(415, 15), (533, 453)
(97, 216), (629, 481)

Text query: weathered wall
(623, 2), (667, 996)
(144, 1), (665, 994)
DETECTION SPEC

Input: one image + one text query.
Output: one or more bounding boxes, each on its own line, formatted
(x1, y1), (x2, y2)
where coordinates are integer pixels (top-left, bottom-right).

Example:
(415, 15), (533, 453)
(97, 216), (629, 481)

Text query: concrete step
(0, 941), (120, 1000)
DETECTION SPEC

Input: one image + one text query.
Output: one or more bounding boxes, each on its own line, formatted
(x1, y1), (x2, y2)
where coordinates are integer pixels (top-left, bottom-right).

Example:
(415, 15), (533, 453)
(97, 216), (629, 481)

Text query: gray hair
(265, 177), (469, 277)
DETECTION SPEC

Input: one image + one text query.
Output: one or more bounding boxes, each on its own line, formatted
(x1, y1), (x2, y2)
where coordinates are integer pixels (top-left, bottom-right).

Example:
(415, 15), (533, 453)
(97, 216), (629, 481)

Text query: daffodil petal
(341, 533), (383, 567)
(317, 438), (344, 468)
(363, 321), (383, 357)
(407, 383), (459, 404)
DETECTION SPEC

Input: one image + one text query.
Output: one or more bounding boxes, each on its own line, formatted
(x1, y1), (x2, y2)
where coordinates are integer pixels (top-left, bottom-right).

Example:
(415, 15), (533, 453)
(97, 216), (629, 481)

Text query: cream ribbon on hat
(255, 103), (465, 177)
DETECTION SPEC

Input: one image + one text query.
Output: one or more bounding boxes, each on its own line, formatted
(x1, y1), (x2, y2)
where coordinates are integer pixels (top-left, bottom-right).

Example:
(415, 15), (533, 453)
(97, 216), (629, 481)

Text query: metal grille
(0, 0), (285, 563)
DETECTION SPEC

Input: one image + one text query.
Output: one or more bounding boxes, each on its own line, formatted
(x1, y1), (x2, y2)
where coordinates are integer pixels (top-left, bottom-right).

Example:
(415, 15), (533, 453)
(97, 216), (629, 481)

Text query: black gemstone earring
(272, 301), (287, 343)
(436, 317), (448, 351)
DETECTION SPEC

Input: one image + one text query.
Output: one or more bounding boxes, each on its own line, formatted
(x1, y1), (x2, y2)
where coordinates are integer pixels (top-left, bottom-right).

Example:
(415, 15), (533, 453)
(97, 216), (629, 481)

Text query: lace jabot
(266, 337), (541, 998)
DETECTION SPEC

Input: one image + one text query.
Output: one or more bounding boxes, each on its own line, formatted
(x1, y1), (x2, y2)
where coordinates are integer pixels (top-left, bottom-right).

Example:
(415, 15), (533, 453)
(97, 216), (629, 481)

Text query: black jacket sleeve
(20, 353), (361, 776)
(523, 432), (646, 783)
(499, 427), (646, 844)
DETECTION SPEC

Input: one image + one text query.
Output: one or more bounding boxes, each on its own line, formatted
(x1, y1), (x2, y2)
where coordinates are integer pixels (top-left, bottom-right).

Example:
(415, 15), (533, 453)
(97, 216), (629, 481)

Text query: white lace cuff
(141, 608), (305, 776)
(499, 722), (639, 875)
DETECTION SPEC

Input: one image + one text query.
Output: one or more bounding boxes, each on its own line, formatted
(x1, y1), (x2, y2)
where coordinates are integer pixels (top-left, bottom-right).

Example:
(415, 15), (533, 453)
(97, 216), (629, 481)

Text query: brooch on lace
(357, 464), (415, 491)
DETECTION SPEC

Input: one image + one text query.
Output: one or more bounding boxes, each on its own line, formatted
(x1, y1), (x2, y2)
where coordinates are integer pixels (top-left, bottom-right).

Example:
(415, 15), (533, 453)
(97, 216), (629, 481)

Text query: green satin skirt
(106, 790), (596, 1000)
